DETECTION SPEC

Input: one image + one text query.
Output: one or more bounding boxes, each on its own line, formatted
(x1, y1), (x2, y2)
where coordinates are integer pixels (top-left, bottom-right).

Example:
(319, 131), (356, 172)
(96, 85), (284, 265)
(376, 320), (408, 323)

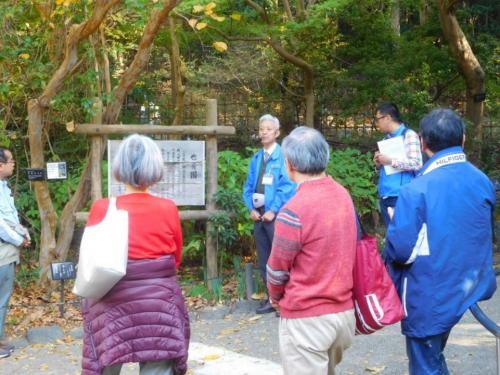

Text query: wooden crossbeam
(75, 209), (229, 224)
(66, 122), (235, 136)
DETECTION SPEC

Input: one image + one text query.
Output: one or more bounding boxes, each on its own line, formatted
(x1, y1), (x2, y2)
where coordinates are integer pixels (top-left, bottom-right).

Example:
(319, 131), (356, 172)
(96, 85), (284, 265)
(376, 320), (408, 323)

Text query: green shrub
(326, 148), (378, 218)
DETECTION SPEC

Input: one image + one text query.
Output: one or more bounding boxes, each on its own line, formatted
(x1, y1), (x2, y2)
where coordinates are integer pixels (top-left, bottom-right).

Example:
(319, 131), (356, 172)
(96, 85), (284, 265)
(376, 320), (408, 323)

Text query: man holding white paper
(373, 102), (422, 226)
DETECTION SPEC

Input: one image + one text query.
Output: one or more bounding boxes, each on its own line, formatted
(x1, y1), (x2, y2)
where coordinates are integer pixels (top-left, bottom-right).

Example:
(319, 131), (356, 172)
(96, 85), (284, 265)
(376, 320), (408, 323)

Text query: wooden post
(90, 99), (103, 202)
(205, 99), (218, 291)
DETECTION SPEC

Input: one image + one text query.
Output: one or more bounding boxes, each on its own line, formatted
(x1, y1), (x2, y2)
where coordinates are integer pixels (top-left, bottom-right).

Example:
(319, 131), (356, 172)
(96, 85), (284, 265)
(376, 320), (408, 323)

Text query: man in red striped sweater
(267, 126), (357, 375)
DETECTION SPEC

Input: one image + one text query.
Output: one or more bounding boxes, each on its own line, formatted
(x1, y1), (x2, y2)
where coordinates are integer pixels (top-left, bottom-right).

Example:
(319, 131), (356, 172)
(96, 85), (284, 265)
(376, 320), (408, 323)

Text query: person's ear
(421, 137), (433, 158)
(285, 158), (295, 179)
(275, 128), (280, 138)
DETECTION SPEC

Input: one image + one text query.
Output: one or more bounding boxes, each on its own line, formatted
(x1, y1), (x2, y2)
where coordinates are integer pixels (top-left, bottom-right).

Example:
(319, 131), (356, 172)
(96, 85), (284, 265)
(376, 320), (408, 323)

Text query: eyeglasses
(1, 160), (15, 164)
(373, 115), (387, 122)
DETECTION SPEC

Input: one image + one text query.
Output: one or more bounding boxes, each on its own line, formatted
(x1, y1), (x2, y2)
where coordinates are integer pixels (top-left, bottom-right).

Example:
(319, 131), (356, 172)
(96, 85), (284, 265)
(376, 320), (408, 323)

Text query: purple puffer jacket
(81, 255), (190, 375)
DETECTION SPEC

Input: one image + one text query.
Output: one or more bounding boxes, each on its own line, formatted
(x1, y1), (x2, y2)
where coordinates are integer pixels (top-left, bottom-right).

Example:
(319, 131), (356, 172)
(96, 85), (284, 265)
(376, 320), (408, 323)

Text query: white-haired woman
(81, 134), (190, 375)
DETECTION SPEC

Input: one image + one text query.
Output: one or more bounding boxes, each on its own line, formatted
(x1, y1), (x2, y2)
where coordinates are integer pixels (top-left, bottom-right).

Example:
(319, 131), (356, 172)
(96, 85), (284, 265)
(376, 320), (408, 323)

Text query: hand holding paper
(377, 136), (406, 175)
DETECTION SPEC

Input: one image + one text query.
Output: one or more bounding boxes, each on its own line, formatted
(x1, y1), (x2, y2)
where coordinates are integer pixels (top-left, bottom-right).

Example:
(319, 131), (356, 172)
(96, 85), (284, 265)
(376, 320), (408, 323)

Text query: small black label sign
(51, 262), (77, 281)
(26, 168), (46, 181)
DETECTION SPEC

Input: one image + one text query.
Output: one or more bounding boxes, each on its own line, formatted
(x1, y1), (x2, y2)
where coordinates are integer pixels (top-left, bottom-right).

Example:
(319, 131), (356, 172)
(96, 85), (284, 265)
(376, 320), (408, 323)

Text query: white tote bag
(73, 197), (129, 299)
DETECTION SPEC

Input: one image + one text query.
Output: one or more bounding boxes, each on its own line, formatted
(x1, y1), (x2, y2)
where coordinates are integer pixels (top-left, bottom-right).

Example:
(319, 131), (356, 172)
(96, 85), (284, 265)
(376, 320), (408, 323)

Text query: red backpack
(352, 231), (404, 335)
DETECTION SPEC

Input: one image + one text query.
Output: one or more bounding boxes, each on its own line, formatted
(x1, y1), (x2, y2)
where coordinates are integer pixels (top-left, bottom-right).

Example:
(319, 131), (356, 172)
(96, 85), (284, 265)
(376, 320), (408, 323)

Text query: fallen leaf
(251, 292), (266, 300)
(203, 353), (221, 361)
(365, 366), (386, 373)
(248, 315), (262, 322)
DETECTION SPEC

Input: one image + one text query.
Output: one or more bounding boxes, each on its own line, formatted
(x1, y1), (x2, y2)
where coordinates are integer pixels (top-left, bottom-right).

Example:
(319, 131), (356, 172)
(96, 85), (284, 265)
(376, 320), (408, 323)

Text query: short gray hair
(259, 114), (280, 129)
(281, 126), (330, 174)
(113, 134), (163, 189)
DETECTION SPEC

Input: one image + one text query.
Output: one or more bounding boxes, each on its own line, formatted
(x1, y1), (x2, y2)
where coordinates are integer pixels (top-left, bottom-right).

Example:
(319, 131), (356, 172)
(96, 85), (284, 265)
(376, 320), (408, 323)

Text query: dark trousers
(379, 196), (398, 227)
(406, 331), (451, 375)
(254, 220), (275, 288)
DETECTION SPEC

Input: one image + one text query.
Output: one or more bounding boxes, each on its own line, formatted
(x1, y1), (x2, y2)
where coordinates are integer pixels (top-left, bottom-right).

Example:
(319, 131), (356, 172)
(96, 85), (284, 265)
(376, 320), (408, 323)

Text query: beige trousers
(279, 309), (355, 375)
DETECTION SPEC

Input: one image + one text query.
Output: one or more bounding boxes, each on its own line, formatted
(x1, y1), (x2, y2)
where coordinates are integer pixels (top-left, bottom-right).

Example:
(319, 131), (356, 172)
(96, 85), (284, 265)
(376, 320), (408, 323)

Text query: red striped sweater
(266, 176), (357, 318)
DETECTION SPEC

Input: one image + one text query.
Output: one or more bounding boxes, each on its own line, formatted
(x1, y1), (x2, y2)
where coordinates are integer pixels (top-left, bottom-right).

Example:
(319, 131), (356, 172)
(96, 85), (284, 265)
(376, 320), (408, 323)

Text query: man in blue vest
(373, 102), (422, 227)
(243, 114), (296, 314)
(384, 109), (497, 374)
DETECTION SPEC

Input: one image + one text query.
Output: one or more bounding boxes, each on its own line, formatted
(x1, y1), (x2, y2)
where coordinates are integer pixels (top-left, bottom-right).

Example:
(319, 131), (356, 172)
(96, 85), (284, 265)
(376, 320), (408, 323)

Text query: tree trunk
(437, 0), (485, 161)
(304, 69), (314, 127)
(53, 0), (182, 277)
(100, 27), (112, 95)
(391, 0), (400, 35)
(28, 0), (121, 288)
(419, 0), (428, 25)
(168, 16), (186, 125)
(28, 99), (58, 286)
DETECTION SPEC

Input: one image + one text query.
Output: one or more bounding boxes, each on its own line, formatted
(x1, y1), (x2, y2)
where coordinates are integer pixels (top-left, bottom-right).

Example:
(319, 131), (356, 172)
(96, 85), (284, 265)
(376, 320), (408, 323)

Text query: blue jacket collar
(419, 146), (465, 175)
(263, 143), (281, 161)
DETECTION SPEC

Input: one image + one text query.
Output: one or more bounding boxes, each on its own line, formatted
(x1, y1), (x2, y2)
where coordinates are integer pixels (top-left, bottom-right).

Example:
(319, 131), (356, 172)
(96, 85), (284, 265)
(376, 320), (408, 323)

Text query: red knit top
(267, 176), (357, 318)
(86, 193), (183, 269)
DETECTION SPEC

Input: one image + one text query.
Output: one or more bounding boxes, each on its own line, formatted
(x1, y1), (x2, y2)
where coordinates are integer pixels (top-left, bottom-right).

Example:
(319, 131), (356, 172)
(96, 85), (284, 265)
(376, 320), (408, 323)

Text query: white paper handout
(377, 136), (406, 175)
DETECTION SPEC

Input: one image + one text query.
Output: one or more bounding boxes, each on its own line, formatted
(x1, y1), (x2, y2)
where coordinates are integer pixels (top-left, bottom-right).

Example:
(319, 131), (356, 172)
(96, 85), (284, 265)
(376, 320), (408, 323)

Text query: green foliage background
(0, 0), (498, 281)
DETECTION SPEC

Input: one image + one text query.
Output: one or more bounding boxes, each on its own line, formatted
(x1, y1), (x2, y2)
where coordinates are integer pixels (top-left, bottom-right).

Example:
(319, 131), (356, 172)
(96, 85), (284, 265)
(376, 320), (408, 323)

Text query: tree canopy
(0, 0), (498, 287)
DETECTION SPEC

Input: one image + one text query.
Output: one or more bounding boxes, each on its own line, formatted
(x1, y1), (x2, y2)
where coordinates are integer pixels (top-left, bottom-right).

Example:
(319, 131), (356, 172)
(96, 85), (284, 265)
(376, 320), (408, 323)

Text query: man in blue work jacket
(243, 114), (296, 314)
(384, 109), (497, 374)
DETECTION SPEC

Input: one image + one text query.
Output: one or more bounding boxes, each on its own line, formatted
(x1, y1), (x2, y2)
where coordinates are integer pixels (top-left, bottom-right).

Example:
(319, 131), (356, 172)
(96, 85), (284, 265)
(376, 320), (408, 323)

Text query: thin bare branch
(245, 0), (270, 24)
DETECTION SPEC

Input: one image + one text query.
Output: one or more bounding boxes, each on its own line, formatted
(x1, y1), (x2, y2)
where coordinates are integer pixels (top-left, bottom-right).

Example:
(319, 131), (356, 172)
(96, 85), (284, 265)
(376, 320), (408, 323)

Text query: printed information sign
(108, 140), (205, 206)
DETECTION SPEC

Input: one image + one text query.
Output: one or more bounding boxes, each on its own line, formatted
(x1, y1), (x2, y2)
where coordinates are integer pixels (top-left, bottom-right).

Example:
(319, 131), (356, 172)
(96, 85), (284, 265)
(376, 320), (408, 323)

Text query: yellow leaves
(205, 2), (216, 12)
(19, 53), (30, 60)
(55, 0), (76, 6)
(190, 2), (229, 31)
(188, 18), (198, 28)
(196, 22), (208, 30)
(204, 2), (216, 16)
(192, 5), (204, 13)
(212, 41), (228, 52)
(230, 13), (242, 21)
(209, 14), (225, 22)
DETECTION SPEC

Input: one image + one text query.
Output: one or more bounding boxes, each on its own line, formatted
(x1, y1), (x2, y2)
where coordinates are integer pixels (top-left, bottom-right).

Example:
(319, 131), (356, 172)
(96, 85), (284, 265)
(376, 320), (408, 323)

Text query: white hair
(281, 127), (330, 174)
(259, 114), (280, 129)
(112, 134), (163, 189)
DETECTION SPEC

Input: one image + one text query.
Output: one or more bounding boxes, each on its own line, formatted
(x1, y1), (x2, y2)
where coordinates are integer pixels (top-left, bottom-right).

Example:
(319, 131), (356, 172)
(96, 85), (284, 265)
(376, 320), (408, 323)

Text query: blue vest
(378, 124), (415, 198)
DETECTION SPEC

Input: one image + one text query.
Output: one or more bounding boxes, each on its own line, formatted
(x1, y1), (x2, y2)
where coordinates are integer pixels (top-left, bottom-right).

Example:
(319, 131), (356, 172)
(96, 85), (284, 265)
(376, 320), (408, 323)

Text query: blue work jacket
(242, 144), (296, 214)
(384, 146), (497, 338)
